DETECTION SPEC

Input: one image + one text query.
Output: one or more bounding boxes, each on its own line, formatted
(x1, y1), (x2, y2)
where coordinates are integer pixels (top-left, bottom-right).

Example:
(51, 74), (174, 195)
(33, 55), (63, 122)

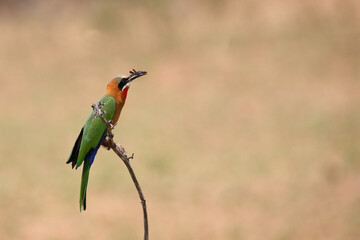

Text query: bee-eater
(66, 70), (147, 211)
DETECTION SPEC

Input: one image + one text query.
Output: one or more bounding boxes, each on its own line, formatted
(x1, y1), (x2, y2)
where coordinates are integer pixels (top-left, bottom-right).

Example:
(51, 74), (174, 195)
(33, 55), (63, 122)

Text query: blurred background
(0, 0), (359, 239)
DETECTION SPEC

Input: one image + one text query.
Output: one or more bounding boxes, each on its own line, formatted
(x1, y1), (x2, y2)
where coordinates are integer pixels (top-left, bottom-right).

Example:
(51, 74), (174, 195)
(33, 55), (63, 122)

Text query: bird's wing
(77, 95), (116, 211)
(66, 127), (84, 168)
(76, 95), (116, 168)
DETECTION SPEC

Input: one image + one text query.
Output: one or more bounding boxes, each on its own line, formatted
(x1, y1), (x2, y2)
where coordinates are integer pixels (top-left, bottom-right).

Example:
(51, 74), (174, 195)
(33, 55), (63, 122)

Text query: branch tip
(128, 153), (135, 160)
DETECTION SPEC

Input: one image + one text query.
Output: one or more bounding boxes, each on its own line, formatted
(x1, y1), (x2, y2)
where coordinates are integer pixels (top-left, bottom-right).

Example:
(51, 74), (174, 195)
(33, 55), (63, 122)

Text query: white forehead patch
(115, 74), (127, 79)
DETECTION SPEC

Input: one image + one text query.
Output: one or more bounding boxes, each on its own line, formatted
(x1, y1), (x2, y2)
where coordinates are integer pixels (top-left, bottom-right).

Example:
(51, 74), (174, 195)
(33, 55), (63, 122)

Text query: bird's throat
(111, 86), (129, 124)
(122, 85), (129, 100)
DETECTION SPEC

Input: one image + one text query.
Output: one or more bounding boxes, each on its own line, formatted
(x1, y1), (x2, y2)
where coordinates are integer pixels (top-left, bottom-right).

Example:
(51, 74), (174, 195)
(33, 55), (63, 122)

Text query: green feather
(77, 95), (116, 211)
(80, 158), (91, 211)
(76, 95), (116, 168)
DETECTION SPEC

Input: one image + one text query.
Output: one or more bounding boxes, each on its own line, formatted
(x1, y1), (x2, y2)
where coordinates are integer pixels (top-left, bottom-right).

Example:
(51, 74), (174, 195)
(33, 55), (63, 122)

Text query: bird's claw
(108, 120), (117, 130)
(101, 138), (112, 150)
(106, 132), (114, 139)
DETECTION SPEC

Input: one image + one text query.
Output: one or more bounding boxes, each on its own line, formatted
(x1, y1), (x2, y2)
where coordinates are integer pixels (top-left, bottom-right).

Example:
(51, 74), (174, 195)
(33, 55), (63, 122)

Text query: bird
(66, 70), (147, 211)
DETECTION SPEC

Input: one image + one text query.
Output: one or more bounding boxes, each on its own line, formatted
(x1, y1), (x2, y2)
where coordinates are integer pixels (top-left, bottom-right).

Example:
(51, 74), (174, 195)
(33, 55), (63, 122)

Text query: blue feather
(90, 132), (106, 165)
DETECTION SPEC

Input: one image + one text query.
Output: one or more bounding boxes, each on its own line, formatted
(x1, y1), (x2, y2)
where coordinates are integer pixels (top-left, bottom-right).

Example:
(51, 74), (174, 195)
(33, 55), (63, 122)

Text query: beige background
(0, 0), (359, 239)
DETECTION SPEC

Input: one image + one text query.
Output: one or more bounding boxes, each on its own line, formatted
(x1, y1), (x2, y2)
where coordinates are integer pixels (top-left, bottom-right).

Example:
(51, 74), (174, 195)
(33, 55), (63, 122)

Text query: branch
(92, 103), (149, 240)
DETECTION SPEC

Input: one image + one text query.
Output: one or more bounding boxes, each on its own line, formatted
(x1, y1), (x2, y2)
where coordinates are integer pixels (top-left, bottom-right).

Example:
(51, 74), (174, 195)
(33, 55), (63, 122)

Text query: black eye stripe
(118, 78), (127, 90)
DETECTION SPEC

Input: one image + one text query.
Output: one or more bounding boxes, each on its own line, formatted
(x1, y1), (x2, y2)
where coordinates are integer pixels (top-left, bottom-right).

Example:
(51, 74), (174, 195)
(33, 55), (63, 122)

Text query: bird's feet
(101, 138), (113, 150)
(108, 120), (117, 130)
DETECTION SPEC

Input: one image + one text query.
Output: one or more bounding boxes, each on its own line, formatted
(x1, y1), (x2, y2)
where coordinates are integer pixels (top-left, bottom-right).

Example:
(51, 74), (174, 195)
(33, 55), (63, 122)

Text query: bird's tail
(80, 159), (91, 211)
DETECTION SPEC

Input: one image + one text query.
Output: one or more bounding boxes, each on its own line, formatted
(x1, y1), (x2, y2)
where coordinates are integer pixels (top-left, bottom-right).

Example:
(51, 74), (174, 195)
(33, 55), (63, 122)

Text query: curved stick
(92, 103), (149, 240)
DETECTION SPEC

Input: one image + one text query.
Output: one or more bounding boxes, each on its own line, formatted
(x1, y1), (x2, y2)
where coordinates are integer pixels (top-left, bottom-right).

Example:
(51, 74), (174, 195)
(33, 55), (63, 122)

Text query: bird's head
(106, 69), (147, 101)
(115, 70), (147, 91)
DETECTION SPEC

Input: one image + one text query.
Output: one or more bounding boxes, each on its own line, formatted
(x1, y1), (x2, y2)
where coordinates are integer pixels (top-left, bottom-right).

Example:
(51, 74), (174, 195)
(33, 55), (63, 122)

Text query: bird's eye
(117, 78), (128, 90)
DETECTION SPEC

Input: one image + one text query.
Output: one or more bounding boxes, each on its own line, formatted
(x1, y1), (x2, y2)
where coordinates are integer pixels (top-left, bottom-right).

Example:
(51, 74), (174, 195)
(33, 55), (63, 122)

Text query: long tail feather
(80, 158), (91, 211)
(78, 132), (106, 211)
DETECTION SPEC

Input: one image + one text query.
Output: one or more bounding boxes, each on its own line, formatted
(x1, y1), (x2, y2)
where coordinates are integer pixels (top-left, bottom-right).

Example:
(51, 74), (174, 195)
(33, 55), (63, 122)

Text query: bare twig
(92, 103), (149, 240)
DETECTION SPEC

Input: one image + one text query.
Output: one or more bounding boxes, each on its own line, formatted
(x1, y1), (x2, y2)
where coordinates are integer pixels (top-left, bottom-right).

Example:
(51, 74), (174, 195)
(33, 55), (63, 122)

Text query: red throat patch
(122, 86), (130, 99)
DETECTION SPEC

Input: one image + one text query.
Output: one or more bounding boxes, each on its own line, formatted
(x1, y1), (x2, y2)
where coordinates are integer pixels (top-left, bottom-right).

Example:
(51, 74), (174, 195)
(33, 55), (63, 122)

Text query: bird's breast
(111, 91), (127, 124)
(105, 80), (129, 124)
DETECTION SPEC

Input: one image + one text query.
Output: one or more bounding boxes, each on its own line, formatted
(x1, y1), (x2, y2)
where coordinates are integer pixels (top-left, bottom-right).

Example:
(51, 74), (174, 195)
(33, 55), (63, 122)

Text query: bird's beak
(126, 70), (147, 83)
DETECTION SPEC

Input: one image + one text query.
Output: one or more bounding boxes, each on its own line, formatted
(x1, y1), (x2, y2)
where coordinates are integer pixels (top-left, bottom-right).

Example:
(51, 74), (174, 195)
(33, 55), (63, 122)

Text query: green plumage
(67, 95), (116, 211)
(76, 95), (116, 168)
